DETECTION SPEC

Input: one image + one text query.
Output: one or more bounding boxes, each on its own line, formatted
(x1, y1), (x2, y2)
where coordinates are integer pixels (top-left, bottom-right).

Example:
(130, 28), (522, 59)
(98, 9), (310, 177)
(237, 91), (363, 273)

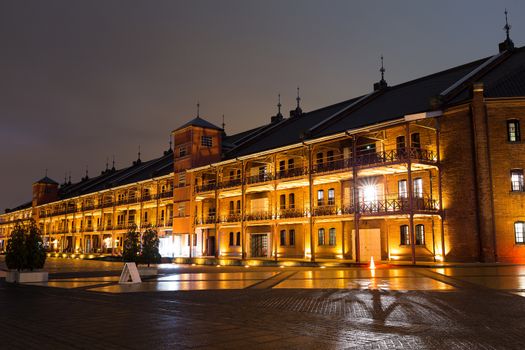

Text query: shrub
(122, 223), (140, 264)
(140, 226), (161, 267)
(5, 220), (46, 271)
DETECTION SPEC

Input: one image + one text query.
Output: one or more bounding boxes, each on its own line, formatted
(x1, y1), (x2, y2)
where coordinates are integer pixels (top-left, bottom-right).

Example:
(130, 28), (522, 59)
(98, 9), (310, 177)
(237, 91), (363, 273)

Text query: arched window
(229, 232), (234, 246)
(236, 232), (241, 246)
(280, 194), (286, 210)
(318, 228), (325, 246)
(329, 228), (336, 246)
(415, 224), (425, 245)
(289, 193), (295, 209)
(289, 229), (295, 246)
(280, 230), (286, 246)
(515, 222), (525, 244)
(400, 225), (410, 245)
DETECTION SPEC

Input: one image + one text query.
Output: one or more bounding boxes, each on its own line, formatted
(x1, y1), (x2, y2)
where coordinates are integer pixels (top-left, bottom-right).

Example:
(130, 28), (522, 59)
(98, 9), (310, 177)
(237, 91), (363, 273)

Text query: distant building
(2, 39), (525, 263)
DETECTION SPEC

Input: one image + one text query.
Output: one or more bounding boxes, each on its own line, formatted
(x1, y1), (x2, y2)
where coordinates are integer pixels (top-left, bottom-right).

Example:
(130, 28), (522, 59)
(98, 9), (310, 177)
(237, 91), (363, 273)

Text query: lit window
(279, 160), (286, 172)
(236, 232), (241, 246)
(288, 158), (295, 169)
(280, 194), (286, 210)
(289, 229), (295, 246)
(415, 224), (425, 245)
(362, 185), (377, 204)
(178, 173), (186, 187)
(229, 201), (234, 215)
(396, 136), (405, 152)
(201, 136), (212, 147)
(317, 190), (325, 206)
(280, 230), (286, 246)
(511, 169), (524, 191)
(236, 200), (241, 214)
(289, 193), (295, 209)
(318, 228), (325, 245)
(398, 180), (408, 199)
(229, 232), (234, 246)
(328, 188), (335, 205)
(178, 203), (186, 217)
(329, 228), (336, 246)
(508, 120), (521, 142)
(515, 222), (525, 244)
(400, 225), (410, 245)
(413, 178), (423, 198)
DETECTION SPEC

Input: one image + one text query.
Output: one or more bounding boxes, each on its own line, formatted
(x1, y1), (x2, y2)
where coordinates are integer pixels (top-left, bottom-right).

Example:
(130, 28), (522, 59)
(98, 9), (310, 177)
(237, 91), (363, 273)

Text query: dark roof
(5, 201), (32, 213)
(175, 116), (222, 131)
(34, 176), (59, 185)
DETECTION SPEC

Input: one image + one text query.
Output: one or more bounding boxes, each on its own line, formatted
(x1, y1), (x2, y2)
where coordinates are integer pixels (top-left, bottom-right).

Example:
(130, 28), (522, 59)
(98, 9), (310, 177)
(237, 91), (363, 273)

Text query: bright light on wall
(363, 185), (377, 203)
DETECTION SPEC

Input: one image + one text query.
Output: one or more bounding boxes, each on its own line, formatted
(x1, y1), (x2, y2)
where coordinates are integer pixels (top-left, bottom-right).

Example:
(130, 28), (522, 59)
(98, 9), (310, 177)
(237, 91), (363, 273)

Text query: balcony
(358, 197), (439, 215)
(247, 173), (273, 185)
(278, 208), (305, 218)
(245, 211), (272, 221)
(220, 214), (242, 223)
(141, 194), (153, 202)
(313, 205), (339, 217)
(195, 216), (217, 225)
(312, 159), (351, 174)
(157, 219), (173, 227)
(276, 167), (308, 179)
(117, 197), (138, 205)
(84, 227), (94, 232)
(102, 201), (114, 208)
(82, 204), (95, 211)
(195, 183), (216, 193)
(218, 179), (242, 189)
(104, 225), (114, 231)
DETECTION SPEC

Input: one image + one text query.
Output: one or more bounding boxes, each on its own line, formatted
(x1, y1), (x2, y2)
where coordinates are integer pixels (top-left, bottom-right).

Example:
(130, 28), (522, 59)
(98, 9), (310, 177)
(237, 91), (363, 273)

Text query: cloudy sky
(1, 0), (524, 211)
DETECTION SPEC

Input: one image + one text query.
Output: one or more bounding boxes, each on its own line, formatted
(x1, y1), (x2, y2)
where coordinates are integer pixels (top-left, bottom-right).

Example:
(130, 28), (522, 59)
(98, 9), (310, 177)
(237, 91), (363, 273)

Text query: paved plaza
(2, 257), (525, 349)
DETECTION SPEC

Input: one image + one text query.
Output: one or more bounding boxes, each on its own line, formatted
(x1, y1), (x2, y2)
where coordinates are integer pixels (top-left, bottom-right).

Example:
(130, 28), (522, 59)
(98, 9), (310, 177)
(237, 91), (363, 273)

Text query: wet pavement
(2, 257), (525, 349)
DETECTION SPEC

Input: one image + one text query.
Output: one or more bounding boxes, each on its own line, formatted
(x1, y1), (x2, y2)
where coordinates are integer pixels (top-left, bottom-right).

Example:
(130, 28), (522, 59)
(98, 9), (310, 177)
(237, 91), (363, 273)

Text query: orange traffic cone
(370, 256), (376, 269)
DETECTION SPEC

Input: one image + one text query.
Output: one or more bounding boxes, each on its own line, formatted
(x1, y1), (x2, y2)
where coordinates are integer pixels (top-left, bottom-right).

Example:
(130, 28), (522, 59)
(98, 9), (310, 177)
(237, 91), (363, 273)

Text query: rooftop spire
(68, 171), (72, 185)
(106, 157), (109, 171)
(169, 136), (172, 150)
(290, 86), (303, 118)
(112, 155), (115, 171)
(222, 114), (225, 131)
(138, 145), (141, 161)
(271, 93), (284, 123)
(373, 55), (388, 91)
(499, 9), (515, 52)
(296, 87), (301, 108)
(196, 102), (200, 118)
(134, 145), (142, 165)
(45, 168), (48, 177)
(63, 172), (67, 185)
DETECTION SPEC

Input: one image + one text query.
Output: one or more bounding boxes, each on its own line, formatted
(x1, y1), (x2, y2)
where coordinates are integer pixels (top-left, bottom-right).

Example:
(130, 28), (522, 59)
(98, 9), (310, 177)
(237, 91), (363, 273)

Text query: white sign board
(119, 262), (142, 284)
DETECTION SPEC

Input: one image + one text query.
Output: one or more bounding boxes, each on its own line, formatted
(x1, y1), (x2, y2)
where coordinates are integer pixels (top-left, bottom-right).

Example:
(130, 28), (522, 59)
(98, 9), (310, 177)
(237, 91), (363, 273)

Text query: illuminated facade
(2, 41), (525, 263)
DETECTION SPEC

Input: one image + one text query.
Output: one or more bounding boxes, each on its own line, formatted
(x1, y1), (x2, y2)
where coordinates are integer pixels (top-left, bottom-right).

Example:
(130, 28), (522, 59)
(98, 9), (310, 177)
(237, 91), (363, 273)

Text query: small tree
(25, 220), (46, 271)
(5, 222), (27, 272)
(5, 220), (46, 272)
(140, 226), (161, 267)
(122, 223), (140, 264)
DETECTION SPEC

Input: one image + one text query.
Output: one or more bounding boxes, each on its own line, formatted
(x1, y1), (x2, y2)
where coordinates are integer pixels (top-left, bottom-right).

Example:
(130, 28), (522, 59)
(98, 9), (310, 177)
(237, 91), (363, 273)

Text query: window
(413, 178), (423, 198)
(400, 225), (410, 245)
(357, 143), (376, 155)
(236, 169), (241, 179)
(280, 194), (286, 210)
(327, 150), (334, 164)
(229, 232), (234, 246)
(318, 228), (325, 245)
(329, 228), (336, 246)
(236, 200), (241, 214)
(280, 230), (286, 246)
(144, 212), (148, 222)
(236, 232), (241, 246)
(289, 193), (295, 209)
(328, 188), (335, 205)
(398, 180), (408, 199)
(178, 173), (186, 187)
(415, 224), (425, 245)
(279, 160), (286, 172)
(316, 152), (323, 165)
(396, 136), (405, 151)
(288, 158), (295, 169)
(515, 222), (525, 244)
(411, 133), (421, 149)
(508, 120), (521, 142)
(229, 201), (234, 215)
(317, 190), (325, 206)
(229, 170), (235, 180)
(201, 136), (212, 147)
(511, 169), (524, 191)
(179, 147), (187, 157)
(177, 203), (186, 217)
(289, 229), (295, 246)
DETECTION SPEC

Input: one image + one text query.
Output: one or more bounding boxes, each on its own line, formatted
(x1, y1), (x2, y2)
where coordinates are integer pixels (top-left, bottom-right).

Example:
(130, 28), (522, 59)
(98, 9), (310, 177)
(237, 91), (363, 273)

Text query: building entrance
(251, 234), (268, 258)
(355, 229), (381, 263)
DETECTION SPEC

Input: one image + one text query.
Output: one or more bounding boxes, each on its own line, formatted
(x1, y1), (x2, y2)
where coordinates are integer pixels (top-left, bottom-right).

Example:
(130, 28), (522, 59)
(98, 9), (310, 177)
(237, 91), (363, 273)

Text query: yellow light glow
(363, 185), (377, 203)
(216, 264), (221, 267)
(244, 265), (250, 268)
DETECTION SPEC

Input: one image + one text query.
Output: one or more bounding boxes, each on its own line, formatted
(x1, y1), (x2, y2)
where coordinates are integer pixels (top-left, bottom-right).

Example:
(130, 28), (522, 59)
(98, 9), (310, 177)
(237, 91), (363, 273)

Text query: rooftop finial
(271, 93), (284, 123)
(197, 102), (200, 118)
(169, 136), (172, 150)
(68, 171), (72, 184)
(504, 8), (511, 41)
(106, 157), (109, 171)
(64, 172), (67, 184)
(138, 145), (141, 161)
(296, 87), (301, 108)
(45, 168), (48, 177)
(86, 165), (88, 177)
(222, 114), (225, 131)
(277, 94), (282, 114)
(112, 155), (115, 170)
(373, 55), (388, 91)
(380, 55), (385, 81)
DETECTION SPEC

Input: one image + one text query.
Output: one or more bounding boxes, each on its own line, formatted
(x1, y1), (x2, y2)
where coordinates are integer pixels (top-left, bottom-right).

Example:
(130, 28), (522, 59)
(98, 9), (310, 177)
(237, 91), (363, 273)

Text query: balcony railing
(218, 179), (242, 189)
(313, 205), (339, 217)
(195, 183), (217, 193)
(159, 191), (173, 199)
(247, 173), (273, 185)
(220, 214), (242, 223)
(82, 204), (95, 211)
(278, 208), (305, 218)
(245, 211), (272, 221)
(276, 167), (308, 179)
(157, 219), (173, 227)
(117, 197), (138, 205)
(195, 216), (217, 225)
(142, 194), (153, 202)
(312, 159), (351, 174)
(102, 201), (114, 208)
(358, 197), (438, 215)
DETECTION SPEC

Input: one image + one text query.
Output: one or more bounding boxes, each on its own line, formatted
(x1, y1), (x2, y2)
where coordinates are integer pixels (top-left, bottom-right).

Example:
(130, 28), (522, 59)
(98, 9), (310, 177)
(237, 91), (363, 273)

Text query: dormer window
(201, 136), (212, 147)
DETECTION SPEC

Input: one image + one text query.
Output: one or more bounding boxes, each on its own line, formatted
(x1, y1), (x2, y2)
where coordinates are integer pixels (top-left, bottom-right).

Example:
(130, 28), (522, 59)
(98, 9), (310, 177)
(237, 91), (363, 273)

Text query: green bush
(140, 226), (161, 267)
(122, 223), (140, 264)
(5, 220), (46, 271)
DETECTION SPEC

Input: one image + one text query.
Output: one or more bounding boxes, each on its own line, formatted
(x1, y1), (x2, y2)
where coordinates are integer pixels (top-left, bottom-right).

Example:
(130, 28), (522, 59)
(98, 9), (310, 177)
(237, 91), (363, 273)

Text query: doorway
(354, 229), (381, 263)
(251, 234), (268, 258)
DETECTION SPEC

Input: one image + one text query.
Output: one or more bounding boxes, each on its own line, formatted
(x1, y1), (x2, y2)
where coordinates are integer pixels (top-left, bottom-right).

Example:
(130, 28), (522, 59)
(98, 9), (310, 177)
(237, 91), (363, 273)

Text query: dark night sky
(1, 0), (524, 211)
